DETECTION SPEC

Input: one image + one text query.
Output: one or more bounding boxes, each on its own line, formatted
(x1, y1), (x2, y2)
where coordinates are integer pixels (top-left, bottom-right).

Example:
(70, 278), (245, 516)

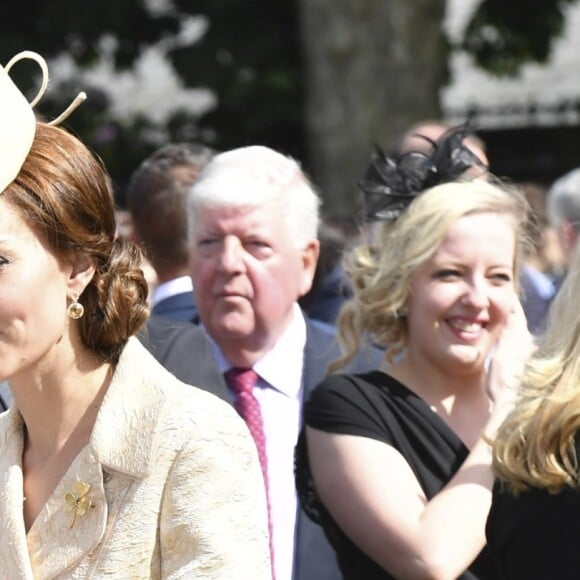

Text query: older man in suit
(186, 146), (380, 580)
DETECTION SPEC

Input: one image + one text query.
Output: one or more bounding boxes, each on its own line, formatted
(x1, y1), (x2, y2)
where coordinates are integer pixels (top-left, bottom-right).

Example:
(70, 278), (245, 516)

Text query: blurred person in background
(114, 207), (158, 301)
(546, 166), (580, 270)
(127, 142), (215, 322)
(124, 144), (229, 401)
(298, 219), (354, 325)
(518, 181), (565, 335)
(395, 118), (489, 167)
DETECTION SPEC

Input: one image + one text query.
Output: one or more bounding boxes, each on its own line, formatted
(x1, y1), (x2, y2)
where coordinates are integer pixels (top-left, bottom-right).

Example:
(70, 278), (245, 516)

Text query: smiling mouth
(448, 319), (486, 333)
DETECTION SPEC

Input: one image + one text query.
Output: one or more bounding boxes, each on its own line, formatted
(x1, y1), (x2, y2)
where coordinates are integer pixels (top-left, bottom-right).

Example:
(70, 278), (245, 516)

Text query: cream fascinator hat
(0, 50), (86, 194)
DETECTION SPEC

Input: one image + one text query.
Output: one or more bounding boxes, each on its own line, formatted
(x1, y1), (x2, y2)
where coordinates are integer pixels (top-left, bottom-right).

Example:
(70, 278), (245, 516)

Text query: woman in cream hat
(0, 51), (270, 579)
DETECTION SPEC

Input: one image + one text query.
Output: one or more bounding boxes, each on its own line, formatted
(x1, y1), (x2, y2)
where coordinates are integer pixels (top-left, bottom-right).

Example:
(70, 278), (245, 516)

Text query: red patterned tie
(225, 368), (275, 578)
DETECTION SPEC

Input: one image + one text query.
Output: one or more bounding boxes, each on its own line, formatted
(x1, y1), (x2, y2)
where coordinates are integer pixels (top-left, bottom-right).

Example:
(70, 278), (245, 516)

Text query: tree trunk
(299, 0), (448, 220)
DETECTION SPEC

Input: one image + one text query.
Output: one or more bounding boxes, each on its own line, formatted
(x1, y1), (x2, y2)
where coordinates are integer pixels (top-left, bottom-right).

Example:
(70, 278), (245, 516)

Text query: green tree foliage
(171, 0), (304, 160)
(462, 0), (578, 76)
(2, 0), (183, 200)
(1, 0), (578, 206)
(3, 0), (303, 198)
(1, 0), (179, 69)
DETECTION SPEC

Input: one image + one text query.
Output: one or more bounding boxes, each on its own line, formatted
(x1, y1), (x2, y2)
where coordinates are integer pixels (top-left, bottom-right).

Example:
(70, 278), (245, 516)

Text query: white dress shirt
(209, 303), (306, 580)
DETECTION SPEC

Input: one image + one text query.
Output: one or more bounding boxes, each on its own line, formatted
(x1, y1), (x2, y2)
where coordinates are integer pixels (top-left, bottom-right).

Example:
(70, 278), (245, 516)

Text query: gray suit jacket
(139, 314), (229, 400)
(152, 291), (198, 323)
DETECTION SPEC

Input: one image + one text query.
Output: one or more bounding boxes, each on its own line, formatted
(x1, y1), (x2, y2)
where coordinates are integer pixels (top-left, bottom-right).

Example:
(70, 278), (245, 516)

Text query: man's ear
(298, 239), (320, 297)
(67, 253), (97, 298)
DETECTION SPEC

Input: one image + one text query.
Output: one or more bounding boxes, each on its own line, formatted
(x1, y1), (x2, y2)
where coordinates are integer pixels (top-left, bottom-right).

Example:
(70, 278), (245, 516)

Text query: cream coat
(0, 338), (271, 579)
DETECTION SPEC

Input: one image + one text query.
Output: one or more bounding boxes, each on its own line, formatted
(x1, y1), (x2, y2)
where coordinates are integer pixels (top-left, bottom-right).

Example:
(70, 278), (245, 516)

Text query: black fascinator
(358, 122), (488, 222)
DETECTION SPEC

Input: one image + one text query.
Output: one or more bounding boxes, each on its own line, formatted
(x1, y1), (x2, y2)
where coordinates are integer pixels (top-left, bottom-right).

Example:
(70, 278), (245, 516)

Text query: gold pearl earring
(68, 293), (85, 320)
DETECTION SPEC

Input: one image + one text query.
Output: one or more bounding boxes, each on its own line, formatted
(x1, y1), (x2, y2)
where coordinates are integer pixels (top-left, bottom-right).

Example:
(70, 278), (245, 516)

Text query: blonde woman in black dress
(296, 128), (533, 580)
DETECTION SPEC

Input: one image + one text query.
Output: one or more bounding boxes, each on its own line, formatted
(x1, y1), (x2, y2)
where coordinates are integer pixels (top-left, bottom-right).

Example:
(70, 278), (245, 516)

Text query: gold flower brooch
(64, 480), (95, 528)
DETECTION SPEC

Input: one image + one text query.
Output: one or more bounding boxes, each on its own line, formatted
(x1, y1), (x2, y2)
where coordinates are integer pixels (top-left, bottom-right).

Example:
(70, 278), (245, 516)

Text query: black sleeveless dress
(295, 370), (499, 580)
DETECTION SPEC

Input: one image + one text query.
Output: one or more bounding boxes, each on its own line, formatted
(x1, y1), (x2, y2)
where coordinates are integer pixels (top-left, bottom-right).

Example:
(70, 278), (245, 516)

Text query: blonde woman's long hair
(329, 178), (530, 373)
(493, 245), (580, 493)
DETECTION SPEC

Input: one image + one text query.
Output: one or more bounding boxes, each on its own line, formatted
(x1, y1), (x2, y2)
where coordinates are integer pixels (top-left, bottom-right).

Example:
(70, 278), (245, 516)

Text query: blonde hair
(330, 178), (530, 373)
(493, 246), (580, 493)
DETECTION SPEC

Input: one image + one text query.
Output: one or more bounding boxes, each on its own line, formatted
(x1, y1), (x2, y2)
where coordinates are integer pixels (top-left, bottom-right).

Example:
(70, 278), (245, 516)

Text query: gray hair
(187, 146), (320, 248)
(546, 167), (580, 232)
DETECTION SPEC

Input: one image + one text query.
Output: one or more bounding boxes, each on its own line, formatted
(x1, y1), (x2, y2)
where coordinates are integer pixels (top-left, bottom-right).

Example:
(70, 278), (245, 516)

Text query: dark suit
(300, 265), (352, 325)
(294, 317), (383, 580)
(152, 292), (198, 323)
(139, 314), (228, 400)
(0, 394), (7, 413)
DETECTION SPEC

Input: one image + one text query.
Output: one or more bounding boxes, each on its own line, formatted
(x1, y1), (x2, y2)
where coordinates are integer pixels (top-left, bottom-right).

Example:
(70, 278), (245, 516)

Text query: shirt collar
(209, 303), (307, 398)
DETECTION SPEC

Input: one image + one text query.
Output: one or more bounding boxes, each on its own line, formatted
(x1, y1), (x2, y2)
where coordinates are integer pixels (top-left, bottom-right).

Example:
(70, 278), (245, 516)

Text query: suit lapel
(92, 337), (168, 477)
(0, 412), (110, 580)
(294, 318), (343, 580)
(26, 448), (108, 578)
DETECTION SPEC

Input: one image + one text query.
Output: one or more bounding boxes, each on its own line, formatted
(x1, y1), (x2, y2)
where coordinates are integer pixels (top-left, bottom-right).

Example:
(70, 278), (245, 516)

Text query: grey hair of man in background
(546, 167), (580, 266)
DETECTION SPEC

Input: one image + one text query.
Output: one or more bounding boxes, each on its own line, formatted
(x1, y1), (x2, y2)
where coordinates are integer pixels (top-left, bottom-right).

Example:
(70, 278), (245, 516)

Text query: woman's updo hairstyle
(2, 122), (149, 362)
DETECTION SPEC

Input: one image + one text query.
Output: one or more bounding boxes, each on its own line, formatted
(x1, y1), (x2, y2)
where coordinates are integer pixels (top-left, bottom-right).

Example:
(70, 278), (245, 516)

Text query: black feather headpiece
(358, 122), (488, 222)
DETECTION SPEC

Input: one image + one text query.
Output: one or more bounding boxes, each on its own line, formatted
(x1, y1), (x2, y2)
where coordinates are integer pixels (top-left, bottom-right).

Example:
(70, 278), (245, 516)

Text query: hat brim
(0, 65), (36, 194)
